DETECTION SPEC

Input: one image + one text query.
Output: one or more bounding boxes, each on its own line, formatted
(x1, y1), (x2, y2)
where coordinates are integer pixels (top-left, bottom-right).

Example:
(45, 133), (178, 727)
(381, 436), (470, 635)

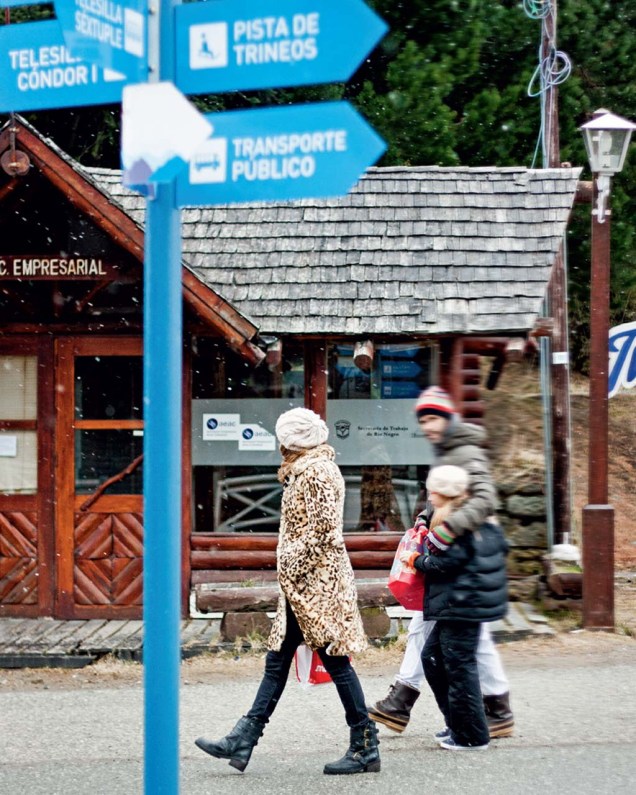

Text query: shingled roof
(91, 165), (582, 337)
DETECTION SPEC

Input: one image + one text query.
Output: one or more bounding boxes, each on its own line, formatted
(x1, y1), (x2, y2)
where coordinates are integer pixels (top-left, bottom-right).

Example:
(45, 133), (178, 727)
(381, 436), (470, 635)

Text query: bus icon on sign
(190, 138), (228, 184)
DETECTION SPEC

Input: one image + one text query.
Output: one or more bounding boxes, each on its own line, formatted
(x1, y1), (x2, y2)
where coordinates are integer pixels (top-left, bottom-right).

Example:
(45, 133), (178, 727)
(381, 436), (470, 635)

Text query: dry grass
(482, 359), (636, 570)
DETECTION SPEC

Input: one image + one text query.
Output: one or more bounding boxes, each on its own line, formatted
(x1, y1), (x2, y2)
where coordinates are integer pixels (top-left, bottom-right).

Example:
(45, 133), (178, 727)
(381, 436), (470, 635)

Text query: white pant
(395, 612), (509, 696)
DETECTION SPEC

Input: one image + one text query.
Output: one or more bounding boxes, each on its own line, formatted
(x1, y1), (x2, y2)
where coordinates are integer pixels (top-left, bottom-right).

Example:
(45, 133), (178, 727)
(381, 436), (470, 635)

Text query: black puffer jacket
(414, 521), (508, 623)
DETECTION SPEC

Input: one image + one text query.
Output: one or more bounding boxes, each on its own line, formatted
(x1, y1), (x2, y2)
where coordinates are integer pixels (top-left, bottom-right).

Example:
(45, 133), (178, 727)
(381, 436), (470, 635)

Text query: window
(73, 356), (143, 494)
(326, 342), (437, 532)
(192, 338), (304, 532)
(0, 356), (37, 494)
(191, 339), (439, 533)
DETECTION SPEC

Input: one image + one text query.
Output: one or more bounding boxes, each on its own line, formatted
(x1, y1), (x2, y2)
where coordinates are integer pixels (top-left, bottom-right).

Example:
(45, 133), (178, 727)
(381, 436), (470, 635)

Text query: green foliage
(3, 1), (636, 370)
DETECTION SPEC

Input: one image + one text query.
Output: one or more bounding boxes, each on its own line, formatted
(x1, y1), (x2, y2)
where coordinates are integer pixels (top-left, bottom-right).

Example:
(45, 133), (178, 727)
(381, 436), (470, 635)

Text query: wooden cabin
(0, 117), (581, 618)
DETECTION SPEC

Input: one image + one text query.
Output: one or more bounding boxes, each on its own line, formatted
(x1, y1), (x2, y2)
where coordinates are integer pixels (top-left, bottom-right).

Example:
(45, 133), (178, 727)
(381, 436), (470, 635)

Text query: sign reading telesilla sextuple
(0, 19), (128, 112)
(175, 0), (387, 94)
(53, 0), (148, 81)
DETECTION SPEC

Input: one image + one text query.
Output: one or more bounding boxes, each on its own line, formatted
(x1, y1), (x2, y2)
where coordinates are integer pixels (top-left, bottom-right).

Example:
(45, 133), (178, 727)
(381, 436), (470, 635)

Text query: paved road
(1, 636), (635, 794)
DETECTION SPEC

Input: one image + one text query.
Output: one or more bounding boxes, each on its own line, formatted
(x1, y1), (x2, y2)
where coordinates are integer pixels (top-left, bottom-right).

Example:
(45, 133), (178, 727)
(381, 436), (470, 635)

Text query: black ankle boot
(368, 682), (420, 733)
(195, 716), (265, 772)
(483, 692), (514, 738)
(323, 720), (381, 775)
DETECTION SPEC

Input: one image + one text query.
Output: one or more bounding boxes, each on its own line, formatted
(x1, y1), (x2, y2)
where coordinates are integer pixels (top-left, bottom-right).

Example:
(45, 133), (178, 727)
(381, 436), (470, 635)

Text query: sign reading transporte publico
(177, 101), (386, 206)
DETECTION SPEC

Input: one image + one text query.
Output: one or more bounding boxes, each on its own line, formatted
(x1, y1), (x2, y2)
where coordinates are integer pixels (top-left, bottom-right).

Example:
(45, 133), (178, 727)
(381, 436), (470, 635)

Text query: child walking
(401, 464), (508, 751)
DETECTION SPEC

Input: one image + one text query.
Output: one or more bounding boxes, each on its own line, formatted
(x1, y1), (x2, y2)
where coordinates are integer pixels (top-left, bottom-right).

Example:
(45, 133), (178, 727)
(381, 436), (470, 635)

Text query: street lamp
(579, 109), (635, 629)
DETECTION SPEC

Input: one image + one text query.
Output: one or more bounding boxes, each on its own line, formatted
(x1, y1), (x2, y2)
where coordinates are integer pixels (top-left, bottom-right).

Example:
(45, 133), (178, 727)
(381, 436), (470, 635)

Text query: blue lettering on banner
(608, 321), (636, 397)
(175, 0), (387, 94)
(0, 20), (129, 112)
(176, 101), (386, 206)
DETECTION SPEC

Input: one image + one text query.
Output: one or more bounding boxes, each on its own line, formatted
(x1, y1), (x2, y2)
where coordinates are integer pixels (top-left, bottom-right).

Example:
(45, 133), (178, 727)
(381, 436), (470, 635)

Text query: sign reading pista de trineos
(175, 0), (387, 94)
(0, 19), (128, 113)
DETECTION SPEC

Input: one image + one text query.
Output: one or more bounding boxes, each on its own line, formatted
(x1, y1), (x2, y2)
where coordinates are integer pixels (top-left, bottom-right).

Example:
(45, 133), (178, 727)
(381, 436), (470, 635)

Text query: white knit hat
(426, 465), (469, 498)
(275, 407), (329, 450)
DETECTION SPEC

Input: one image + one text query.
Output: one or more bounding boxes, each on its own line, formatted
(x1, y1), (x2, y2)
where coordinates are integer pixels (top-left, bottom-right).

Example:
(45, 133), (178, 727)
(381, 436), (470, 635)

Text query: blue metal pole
(143, 1), (182, 793)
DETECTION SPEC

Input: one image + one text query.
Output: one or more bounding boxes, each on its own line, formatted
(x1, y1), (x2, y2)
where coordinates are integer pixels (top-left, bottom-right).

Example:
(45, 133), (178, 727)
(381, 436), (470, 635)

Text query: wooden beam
(529, 317), (554, 338)
(73, 279), (114, 314)
(191, 549), (396, 570)
(182, 269), (264, 366)
(191, 532), (401, 552)
(575, 180), (593, 204)
(12, 124), (144, 259)
(0, 178), (20, 202)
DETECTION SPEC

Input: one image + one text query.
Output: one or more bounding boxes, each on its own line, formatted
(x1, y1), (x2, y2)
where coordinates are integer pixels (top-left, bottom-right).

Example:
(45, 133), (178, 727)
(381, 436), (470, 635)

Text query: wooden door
(55, 338), (144, 618)
(0, 338), (55, 616)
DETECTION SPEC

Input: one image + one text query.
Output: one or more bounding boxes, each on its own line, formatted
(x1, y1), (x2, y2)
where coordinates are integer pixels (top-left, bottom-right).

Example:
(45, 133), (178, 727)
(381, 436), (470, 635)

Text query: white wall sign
(193, 399), (302, 465)
(202, 412), (240, 440)
(0, 435), (17, 457)
(238, 423), (276, 451)
(327, 399), (433, 465)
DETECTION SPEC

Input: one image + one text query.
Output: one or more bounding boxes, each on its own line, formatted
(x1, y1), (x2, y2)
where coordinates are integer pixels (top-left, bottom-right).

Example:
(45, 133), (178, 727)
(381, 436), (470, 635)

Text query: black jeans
(246, 602), (369, 728)
(422, 620), (490, 747)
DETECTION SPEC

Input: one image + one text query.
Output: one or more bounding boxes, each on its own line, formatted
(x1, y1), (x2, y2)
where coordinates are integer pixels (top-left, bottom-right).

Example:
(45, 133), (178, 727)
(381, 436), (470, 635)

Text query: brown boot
(367, 682), (420, 733)
(483, 692), (514, 738)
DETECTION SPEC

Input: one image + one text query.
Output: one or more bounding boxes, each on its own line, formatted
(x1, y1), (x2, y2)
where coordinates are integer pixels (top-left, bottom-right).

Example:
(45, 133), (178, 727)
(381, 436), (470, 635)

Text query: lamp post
(580, 109), (636, 629)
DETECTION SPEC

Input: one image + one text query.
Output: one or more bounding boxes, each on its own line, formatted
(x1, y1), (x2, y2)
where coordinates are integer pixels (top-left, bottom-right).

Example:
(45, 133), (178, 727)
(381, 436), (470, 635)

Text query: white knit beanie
(275, 407), (329, 451)
(426, 465), (469, 498)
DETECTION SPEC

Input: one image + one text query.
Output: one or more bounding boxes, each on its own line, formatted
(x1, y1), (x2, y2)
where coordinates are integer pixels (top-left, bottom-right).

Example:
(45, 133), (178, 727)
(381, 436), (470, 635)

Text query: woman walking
(195, 407), (380, 775)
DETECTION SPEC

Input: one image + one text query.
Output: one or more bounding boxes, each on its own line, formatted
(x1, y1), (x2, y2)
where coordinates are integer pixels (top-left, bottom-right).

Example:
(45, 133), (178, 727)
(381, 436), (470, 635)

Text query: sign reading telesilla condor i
(0, 255), (118, 279)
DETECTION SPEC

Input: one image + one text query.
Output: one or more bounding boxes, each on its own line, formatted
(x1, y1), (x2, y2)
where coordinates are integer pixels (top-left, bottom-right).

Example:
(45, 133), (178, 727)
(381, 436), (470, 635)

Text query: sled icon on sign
(190, 22), (229, 69)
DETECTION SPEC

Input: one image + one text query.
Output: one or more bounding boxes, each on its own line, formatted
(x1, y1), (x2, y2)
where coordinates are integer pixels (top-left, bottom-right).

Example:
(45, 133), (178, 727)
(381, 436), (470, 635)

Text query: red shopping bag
(388, 526), (426, 610)
(294, 644), (333, 687)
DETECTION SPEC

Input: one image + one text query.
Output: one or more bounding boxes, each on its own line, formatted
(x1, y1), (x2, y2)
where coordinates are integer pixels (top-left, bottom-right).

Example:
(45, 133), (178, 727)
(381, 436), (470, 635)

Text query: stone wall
(496, 479), (547, 602)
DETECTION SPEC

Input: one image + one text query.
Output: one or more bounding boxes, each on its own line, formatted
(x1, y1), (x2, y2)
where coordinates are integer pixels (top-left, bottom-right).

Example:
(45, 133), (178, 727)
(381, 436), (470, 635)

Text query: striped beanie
(414, 386), (457, 419)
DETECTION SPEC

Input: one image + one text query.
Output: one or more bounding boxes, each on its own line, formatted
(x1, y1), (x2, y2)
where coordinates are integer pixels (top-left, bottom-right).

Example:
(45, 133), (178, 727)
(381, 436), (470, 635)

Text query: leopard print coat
(267, 444), (368, 657)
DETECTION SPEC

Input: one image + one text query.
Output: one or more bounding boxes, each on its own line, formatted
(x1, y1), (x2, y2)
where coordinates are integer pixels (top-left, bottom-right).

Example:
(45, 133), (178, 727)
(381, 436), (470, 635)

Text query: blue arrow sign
(0, 20), (130, 112)
(53, 0), (148, 82)
(175, 0), (387, 95)
(176, 101), (386, 207)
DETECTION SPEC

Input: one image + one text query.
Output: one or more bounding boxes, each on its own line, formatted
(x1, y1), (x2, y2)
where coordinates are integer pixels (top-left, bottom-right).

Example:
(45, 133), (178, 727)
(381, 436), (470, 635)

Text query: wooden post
(542, 0), (573, 546)
(582, 179), (614, 629)
(305, 340), (327, 418)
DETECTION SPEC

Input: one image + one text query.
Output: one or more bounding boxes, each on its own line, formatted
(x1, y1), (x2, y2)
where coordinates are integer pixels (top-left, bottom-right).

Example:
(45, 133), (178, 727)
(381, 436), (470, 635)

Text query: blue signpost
(177, 101), (386, 206)
(53, 0), (148, 82)
(175, 0), (387, 94)
(0, 19), (129, 112)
